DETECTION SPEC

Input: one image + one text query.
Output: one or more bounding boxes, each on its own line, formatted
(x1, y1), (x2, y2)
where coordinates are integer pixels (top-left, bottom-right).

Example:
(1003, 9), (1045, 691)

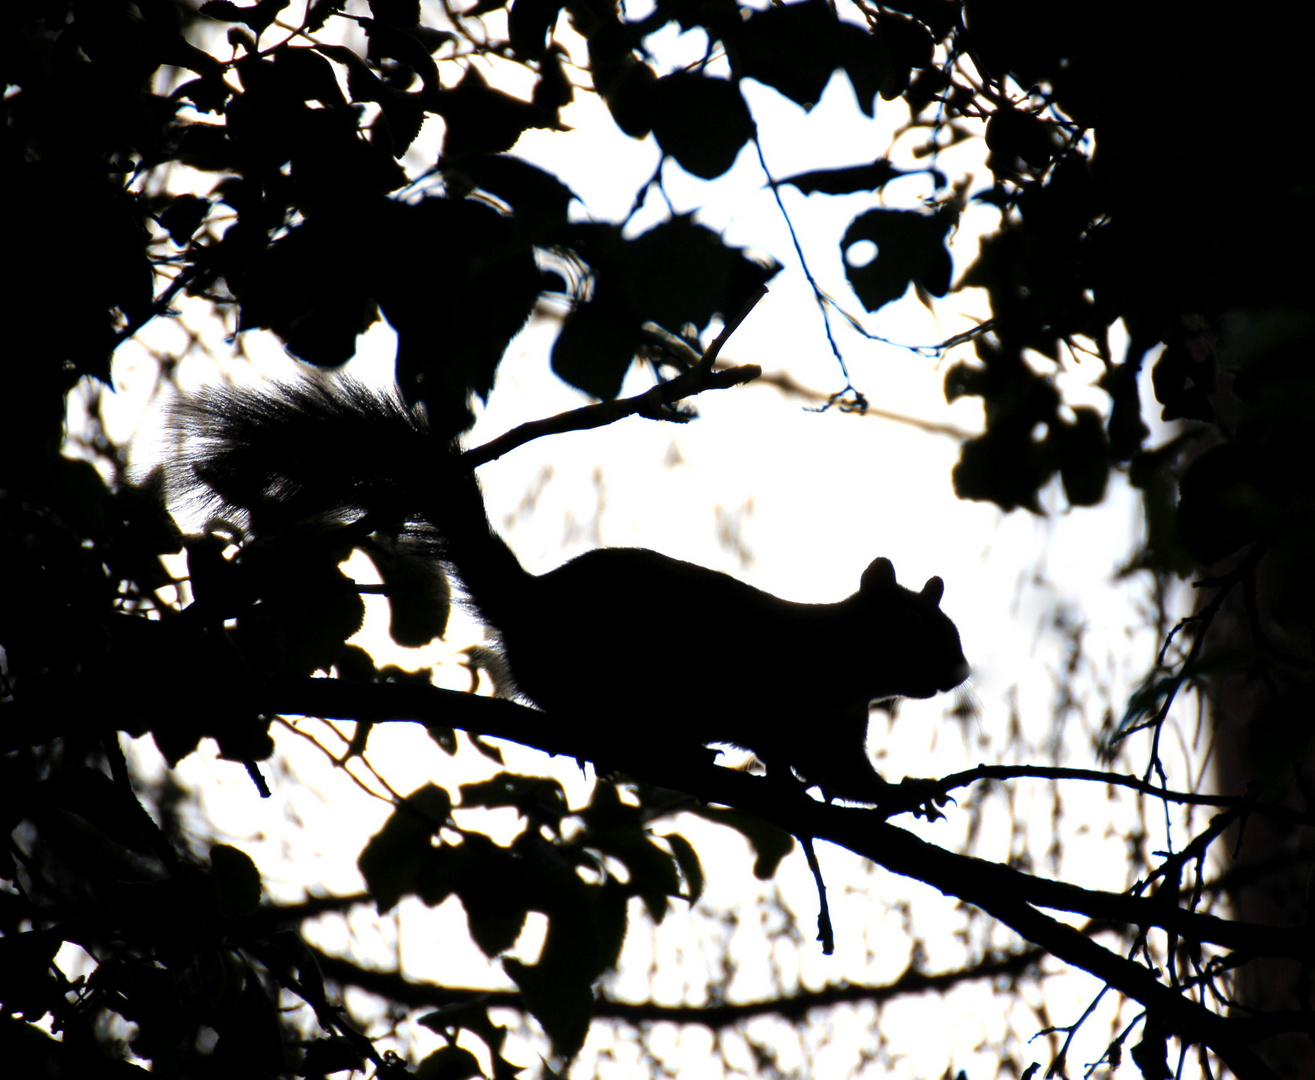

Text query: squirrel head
(856, 556), (969, 699)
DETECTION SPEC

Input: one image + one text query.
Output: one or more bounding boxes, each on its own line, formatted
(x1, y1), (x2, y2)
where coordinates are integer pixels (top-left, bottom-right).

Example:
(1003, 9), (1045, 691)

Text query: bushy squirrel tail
(173, 378), (531, 625)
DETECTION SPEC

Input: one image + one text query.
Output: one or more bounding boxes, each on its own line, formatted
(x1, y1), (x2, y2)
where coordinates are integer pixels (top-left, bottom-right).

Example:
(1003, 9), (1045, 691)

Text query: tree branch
(265, 678), (1301, 957)
(262, 676), (1290, 1079)
(463, 290), (767, 469)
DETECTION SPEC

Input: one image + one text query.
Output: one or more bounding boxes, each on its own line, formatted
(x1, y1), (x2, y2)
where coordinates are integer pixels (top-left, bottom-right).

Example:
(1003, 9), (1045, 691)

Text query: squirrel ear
(920, 576), (945, 606)
(860, 557), (897, 593)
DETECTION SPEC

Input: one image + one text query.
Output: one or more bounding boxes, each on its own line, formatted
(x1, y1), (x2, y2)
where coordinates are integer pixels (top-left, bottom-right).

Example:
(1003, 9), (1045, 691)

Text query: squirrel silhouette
(175, 379), (969, 803)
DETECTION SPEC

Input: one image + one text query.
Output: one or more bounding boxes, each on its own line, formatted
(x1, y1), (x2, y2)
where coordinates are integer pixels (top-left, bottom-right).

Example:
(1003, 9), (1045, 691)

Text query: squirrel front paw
(887, 776), (956, 821)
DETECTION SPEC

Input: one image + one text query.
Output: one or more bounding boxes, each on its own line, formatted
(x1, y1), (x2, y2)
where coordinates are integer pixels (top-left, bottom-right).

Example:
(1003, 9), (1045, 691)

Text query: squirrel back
(175, 379), (968, 801)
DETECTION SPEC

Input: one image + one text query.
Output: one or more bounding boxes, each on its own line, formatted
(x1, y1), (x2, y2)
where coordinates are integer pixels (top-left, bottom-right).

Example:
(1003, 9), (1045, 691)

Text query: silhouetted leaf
(552, 283), (643, 399)
(685, 805), (793, 879)
(1131, 1014), (1172, 1080)
(879, 10), (934, 71)
(842, 206), (954, 311)
(598, 53), (656, 137)
(156, 193), (209, 245)
(986, 104), (1055, 170)
(446, 153), (576, 223)
(460, 772), (569, 824)
(449, 843), (531, 956)
(629, 215), (778, 332)
(1053, 407), (1110, 507)
(358, 784), (452, 912)
(503, 881), (627, 1057)
(504, 954), (593, 1059)
(649, 72), (753, 179)
(45, 768), (157, 855)
(364, 18), (442, 94)
(1152, 340), (1216, 421)
(509, 0), (564, 60)
(534, 44), (574, 112)
(273, 45), (349, 108)
(377, 197), (542, 431)
(428, 65), (567, 160)
(944, 361), (988, 403)
(172, 73), (232, 113)
(780, 159), (907, 195)
(213, 974), (284, 1073)
(316, 43), (425, 154)
(1176, 444), (1272, 564)
(417, 1045), (485, 1080)
(663, 832), (704, 903)
(551, 215), (776, 397)
(953, 427), (1053, 513)
(234, 207), (378, 363)
(464, 901), (527, 959)
(303, 1036), (368, 1078)
(0, 929), (64, 1020)
(726, 0), (861, 111)
(209, 843), (262, 918)
(1102, 358), (1150, 461)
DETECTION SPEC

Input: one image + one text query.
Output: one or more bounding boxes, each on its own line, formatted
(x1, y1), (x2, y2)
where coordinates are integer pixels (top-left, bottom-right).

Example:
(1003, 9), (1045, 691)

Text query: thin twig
(465, 292), (768, 468)
(800, 836), (835, 955)
(700, 285), (768, 371)
(936, 763), (1313, 826)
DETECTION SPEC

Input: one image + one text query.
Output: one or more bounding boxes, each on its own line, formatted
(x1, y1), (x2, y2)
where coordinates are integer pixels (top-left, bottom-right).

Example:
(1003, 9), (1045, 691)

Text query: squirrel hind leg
(778, 705), (891, 805)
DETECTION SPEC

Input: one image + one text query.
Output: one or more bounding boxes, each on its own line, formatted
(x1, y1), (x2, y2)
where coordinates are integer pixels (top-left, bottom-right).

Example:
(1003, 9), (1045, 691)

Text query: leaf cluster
(353, 776), (720, 1061)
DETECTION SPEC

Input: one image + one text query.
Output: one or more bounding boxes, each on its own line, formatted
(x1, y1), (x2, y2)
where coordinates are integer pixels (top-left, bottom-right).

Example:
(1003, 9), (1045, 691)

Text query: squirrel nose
(945, 658), (971, 689)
